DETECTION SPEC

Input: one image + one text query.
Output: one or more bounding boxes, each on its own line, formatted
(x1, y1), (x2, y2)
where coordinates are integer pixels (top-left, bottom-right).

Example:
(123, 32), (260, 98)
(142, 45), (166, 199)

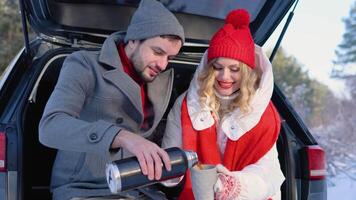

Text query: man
(39, 0), (184, 199)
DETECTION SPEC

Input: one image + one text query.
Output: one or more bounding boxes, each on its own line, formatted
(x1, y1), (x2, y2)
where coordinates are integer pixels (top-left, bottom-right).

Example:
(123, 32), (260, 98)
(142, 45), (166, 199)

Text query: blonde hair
(197, 59), (260, 117)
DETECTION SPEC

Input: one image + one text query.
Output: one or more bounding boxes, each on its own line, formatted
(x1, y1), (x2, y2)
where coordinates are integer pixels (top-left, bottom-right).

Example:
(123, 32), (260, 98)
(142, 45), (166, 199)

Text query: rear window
(54, 0), (266, 21)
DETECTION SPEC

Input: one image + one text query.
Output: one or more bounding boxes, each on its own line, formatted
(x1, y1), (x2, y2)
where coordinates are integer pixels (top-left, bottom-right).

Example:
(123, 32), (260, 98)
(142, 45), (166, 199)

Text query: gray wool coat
(39, 32), (174, 200)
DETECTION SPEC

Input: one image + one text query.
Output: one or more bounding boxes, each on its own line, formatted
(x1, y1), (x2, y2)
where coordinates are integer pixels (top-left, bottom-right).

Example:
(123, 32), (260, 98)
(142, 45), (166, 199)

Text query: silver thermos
(106, 147), (198, 193)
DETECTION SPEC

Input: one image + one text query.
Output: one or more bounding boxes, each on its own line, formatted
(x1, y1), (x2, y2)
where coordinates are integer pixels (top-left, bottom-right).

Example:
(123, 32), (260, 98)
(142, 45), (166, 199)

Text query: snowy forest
(1, 0), (356, 182)
(272, 2), (356, 182)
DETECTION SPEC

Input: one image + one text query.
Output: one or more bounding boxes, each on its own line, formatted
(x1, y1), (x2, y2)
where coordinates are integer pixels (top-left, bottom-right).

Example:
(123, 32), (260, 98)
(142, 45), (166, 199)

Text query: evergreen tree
(0, 0), (23, 75)
(272, 48), (335, 127)
(333, 1), (356, 77)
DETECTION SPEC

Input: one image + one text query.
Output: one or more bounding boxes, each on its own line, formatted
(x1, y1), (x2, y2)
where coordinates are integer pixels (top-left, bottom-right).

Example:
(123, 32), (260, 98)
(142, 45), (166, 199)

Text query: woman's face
(212, 57), (242, 96)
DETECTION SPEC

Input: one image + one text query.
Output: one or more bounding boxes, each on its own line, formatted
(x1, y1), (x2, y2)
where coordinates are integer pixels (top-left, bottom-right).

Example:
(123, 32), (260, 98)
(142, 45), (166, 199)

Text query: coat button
(116, 118), (123, 124)
(89, 133), (98, 140)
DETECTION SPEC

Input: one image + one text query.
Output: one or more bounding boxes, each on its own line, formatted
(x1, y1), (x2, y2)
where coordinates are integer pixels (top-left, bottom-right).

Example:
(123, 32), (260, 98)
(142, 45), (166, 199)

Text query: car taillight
(0, 132), (6, 172)
(303, 145), (326, 180)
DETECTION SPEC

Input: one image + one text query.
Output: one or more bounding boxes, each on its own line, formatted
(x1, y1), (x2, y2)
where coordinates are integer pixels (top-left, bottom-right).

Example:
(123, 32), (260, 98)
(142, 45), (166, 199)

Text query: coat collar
(101, 32), (143, 118)
(186, 45), (274, 141)
(99, 32), (125, 70)
(144, 69), (174, 136)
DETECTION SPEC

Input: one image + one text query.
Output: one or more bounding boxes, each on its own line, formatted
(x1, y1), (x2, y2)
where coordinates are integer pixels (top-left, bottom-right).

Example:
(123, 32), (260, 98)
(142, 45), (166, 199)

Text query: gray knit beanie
(124, 0), (185, 43)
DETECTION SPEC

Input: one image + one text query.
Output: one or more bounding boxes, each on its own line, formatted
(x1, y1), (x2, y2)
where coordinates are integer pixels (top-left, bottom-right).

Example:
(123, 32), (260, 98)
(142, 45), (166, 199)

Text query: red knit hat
(208, 9), (255, 68)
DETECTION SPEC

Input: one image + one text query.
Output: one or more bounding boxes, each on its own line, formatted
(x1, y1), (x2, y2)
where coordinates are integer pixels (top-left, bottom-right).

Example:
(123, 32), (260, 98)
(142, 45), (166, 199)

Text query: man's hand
(111, 130), (171, 180)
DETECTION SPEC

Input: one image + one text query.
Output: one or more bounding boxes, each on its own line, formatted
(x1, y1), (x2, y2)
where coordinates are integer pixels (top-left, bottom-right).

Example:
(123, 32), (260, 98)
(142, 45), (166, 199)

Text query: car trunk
(16, 0), (303, 199)
(19, 45), (296, 199)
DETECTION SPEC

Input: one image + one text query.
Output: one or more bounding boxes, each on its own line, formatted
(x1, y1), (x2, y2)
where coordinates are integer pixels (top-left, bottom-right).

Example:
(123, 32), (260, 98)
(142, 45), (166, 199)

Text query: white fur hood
(186, 45), (274, 141)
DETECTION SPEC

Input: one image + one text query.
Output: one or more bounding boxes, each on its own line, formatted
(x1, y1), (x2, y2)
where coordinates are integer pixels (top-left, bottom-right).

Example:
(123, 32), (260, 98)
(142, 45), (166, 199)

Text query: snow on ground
(328, 174), (356, 200)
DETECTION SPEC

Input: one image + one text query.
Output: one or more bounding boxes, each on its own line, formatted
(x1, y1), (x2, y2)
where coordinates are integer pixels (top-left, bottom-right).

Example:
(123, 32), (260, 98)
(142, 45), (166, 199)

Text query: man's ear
(125, 40), (139, 57)
(128, 40), (139, 49)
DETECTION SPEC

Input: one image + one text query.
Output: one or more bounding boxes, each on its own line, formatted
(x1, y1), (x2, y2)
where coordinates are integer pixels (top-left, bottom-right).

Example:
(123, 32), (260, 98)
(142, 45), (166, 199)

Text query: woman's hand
(214, 164), (241, 200)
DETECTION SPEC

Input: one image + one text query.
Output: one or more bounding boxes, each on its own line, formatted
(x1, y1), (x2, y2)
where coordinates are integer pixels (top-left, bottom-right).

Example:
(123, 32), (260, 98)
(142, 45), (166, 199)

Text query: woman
(162, 9), (284, 200)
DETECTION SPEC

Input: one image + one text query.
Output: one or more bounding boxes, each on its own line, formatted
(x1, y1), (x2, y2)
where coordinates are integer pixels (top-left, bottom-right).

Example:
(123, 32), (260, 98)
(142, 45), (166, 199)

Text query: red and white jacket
(162, 45), (285, 200)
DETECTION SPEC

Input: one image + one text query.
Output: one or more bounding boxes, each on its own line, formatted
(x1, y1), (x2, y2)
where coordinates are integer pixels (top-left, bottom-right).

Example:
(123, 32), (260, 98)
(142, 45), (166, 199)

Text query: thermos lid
(106, 163), (121, 193)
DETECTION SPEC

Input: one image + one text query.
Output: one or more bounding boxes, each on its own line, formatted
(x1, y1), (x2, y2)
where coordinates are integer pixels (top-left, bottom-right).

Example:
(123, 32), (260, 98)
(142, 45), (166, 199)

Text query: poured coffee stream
(196, 162), (204, 170)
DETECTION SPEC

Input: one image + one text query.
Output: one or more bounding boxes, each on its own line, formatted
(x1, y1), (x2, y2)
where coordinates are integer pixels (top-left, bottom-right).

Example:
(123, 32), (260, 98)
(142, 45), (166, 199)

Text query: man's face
(130, 36), (182, 82)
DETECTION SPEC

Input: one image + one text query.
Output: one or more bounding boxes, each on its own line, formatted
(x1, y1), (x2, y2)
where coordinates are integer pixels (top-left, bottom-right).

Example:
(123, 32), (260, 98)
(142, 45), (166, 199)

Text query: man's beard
(130, 47), (155, 82)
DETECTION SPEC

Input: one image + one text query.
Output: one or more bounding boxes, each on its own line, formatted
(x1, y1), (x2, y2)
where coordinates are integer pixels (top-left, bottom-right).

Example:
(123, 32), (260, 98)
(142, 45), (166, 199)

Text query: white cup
(190, 164), (218, 200)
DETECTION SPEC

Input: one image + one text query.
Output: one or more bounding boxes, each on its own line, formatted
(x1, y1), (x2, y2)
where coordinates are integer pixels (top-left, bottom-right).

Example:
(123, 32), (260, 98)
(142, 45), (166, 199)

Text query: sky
(264, 0), (355, 97)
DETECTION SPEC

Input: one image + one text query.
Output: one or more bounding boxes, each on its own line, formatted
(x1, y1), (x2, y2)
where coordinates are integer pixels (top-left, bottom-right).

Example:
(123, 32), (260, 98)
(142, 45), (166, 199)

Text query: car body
(0, 0), (327, 199)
